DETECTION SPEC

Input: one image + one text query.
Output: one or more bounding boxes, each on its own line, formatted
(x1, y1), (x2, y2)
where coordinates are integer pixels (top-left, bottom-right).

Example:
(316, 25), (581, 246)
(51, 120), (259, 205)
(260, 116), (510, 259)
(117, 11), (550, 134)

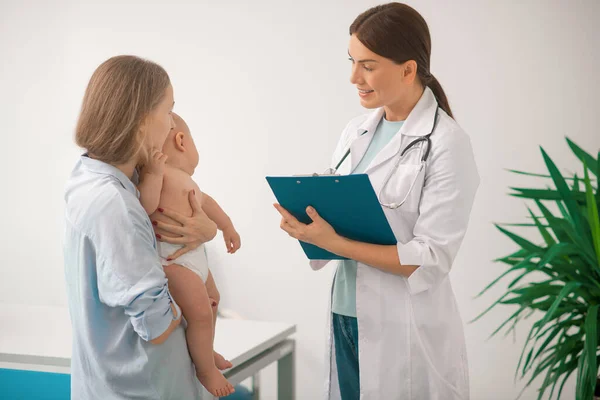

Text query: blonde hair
(75, 55), (171, 165)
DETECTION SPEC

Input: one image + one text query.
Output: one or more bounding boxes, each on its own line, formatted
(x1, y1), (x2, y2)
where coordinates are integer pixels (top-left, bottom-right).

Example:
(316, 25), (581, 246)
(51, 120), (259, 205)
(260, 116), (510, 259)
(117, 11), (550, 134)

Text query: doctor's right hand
(274, 204), (339, 251)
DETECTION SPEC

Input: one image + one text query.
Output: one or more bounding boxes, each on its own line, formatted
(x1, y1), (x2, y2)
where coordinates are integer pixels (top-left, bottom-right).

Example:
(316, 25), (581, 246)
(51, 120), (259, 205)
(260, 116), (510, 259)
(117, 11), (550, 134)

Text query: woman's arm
(150, 303), (182, 345)
(274, 205), (418, 277)
(327, 234), (419, 276)
(93, 203), (184, 345)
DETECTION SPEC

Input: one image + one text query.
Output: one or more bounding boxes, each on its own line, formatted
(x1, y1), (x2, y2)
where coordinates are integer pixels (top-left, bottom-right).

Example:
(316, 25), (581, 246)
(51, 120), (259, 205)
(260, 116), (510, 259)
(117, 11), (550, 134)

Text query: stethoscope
(327, 106), (440, 209)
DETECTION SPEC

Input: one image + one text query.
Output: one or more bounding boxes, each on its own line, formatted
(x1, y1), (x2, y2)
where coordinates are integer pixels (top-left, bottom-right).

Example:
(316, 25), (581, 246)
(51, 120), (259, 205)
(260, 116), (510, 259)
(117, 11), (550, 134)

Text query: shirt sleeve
(399, 131), (480, 294)
(93, 193), (180, 341)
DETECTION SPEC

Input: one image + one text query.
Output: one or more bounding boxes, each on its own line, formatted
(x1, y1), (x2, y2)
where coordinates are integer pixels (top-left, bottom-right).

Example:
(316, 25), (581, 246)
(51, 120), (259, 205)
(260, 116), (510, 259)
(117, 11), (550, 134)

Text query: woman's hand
(154, 190), (218, 260)
(273, 204), (339, 250)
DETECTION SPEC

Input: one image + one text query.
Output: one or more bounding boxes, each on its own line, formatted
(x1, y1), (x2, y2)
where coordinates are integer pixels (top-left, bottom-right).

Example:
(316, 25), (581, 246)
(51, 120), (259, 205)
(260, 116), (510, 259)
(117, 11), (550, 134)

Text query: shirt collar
(356, 86), (438, 138)
(80, 154), (140, 197)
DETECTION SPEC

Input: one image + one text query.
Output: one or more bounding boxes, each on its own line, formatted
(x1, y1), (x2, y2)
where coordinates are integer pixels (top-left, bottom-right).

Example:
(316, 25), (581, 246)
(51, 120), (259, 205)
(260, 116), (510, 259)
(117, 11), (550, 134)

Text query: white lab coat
(310, 87), (480, 400)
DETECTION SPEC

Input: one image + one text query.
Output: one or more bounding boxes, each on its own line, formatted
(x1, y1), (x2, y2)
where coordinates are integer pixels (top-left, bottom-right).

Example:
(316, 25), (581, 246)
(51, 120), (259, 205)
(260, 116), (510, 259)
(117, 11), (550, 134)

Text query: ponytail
(426, 74), (453, 119)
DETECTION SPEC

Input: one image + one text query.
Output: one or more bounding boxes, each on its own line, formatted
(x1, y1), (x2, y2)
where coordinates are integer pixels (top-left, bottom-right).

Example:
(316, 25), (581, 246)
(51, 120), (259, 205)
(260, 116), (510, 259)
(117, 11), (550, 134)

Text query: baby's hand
(222, 226), (241, 254)
(145, 148), (168, 176)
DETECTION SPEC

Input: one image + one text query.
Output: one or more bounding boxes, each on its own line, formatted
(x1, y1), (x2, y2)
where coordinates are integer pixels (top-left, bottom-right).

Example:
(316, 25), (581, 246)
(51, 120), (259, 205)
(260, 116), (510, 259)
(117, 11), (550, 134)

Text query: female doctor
(274, 3), (479, 400)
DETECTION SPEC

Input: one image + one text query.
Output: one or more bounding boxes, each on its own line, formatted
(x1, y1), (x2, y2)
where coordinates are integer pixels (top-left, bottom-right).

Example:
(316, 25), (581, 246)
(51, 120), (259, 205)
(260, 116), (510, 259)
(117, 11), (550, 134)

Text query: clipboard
(266, 174), (396, 260)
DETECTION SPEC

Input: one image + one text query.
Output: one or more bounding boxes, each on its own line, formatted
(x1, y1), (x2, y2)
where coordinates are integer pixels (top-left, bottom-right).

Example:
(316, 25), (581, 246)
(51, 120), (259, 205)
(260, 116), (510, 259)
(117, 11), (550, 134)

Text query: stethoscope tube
(333, 108), (439, 173)
(331, 107), (440, 209)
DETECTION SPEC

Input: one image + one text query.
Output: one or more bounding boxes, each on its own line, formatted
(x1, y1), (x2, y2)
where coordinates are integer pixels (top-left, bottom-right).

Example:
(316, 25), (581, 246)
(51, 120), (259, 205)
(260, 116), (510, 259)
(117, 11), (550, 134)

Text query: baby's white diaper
(157, 242), (209, 282)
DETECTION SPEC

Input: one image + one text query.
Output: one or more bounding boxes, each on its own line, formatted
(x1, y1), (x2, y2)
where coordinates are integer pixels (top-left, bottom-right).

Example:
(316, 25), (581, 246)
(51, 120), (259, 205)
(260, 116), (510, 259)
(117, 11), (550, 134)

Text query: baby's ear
(174, 131), (186, 151)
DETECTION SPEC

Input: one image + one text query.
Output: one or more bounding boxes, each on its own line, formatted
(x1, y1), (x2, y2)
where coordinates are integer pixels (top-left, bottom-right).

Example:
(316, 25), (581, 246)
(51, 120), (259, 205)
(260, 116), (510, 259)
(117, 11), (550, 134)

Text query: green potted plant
(473, 138), (600, 399)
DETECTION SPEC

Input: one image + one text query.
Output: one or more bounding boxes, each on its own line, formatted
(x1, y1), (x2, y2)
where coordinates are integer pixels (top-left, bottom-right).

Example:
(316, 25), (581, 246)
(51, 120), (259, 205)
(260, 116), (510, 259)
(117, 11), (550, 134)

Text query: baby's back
(150, 166), (200, 229)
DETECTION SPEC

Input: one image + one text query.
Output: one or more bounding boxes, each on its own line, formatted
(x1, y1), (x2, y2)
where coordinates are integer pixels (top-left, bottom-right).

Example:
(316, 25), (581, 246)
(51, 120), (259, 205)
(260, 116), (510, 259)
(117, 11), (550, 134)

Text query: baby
(138, 113), (241, 398)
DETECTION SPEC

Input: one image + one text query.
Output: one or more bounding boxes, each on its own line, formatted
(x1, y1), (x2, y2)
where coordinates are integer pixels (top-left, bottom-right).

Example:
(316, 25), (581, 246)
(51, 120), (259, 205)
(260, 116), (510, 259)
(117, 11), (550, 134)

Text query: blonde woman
(64, 55), (219, 399)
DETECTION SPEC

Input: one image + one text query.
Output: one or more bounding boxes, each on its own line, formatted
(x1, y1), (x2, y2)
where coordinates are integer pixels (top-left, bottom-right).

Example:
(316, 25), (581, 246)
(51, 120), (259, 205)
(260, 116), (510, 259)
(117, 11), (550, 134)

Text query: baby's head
(162, 112), (199, 172)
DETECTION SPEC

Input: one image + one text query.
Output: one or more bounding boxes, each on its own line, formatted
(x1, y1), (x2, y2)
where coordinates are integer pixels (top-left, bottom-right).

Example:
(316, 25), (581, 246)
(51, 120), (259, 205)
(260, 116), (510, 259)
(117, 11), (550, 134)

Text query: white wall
(1, 0), (599, 399)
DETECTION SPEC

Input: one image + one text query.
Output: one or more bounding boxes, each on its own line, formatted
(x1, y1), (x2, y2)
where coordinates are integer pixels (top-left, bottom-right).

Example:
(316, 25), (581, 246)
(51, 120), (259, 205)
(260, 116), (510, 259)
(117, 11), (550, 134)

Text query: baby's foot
(197, 367), (235, 398)
(214, 351), (233, 370)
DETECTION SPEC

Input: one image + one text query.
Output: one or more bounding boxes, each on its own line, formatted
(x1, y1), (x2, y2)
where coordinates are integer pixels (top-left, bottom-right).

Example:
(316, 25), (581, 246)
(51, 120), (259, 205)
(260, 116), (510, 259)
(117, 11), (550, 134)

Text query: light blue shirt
(332, 117), (405, 317)
(63, 155), (202, 399)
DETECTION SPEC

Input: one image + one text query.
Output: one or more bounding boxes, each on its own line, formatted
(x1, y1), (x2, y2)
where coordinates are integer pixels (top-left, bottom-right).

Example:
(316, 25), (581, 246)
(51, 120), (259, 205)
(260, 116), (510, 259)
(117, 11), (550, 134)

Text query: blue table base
(0, 368), (252, 400)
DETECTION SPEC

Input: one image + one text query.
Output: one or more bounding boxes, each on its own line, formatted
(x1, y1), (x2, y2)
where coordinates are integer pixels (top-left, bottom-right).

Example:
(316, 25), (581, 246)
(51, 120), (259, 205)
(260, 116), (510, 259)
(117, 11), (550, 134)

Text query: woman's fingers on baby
(167, 246), (190, 260)
(158, 207), (186, 224)
(159, 234), (187, 245)
(154, 220), (185, 235)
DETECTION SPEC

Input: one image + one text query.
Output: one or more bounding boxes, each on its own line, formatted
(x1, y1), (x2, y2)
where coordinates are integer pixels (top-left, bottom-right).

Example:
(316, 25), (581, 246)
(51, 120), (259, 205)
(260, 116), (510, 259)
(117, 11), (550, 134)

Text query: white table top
(0, 304), (295, 370)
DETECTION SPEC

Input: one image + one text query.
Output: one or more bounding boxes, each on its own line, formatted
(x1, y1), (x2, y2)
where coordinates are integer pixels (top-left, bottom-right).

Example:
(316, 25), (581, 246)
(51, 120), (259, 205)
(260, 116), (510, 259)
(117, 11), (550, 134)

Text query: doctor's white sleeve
(398, 131), (480, 294)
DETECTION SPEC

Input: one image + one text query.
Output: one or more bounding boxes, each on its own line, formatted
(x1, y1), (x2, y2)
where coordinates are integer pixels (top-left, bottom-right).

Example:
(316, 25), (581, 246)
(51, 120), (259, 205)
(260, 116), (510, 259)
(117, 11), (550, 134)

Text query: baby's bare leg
(205, 271), (219, 337)
(205, 271), (233, 370)
(164, 264), (234, 398)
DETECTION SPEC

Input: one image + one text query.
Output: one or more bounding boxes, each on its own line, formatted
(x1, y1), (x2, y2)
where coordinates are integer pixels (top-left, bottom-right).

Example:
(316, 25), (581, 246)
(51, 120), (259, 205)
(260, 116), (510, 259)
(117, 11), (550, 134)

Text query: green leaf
(536, 282), (581, 336)
(476, 253), (555, 299)
(498, 223), (551, 227)
(533, 324), (563, 362)
(510, 188), (587, 203)
(557, 363), (577, 400)
(552, 218), (598, 268)
(530, 338), (580, 398)
(494, 248), (531, 264)
(474, 259), (536, 298)
(584, 165), (600, 264)
(597, 150), (600, 204)
(567, 137), (598, 177)
(573, 174), (581, 194)
(541, 147), (584, 235)
(528, 207), (556, 246)
(535, 200), (572, 244)
(517, 321), (541, 380)
(489, 306), (527, 338)
(536, 242), (598, 289)
(495, 224), (544, 254)
(469, 292), (509, 323)
(548, 354), (568, 400)
(576, 343), (589, 400)
(507, 168), (593, 181)
(528, 346), (561, 387)
(507, 270), (531, 289)
(584, 304), (599, 395)
(548, 351), (580, 399)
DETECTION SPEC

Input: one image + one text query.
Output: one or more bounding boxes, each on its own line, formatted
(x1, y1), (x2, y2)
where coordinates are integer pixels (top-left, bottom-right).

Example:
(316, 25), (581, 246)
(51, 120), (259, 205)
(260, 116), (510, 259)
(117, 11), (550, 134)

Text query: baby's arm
(200, 192), (232, 231)
(138, 150), (168, 215)
(196, 187), (241, 254)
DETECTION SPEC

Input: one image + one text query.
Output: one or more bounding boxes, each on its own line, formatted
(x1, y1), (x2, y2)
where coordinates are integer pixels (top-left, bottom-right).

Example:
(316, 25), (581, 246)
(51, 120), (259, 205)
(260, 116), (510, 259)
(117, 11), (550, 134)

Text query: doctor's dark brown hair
(350, 2), (453, 119)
